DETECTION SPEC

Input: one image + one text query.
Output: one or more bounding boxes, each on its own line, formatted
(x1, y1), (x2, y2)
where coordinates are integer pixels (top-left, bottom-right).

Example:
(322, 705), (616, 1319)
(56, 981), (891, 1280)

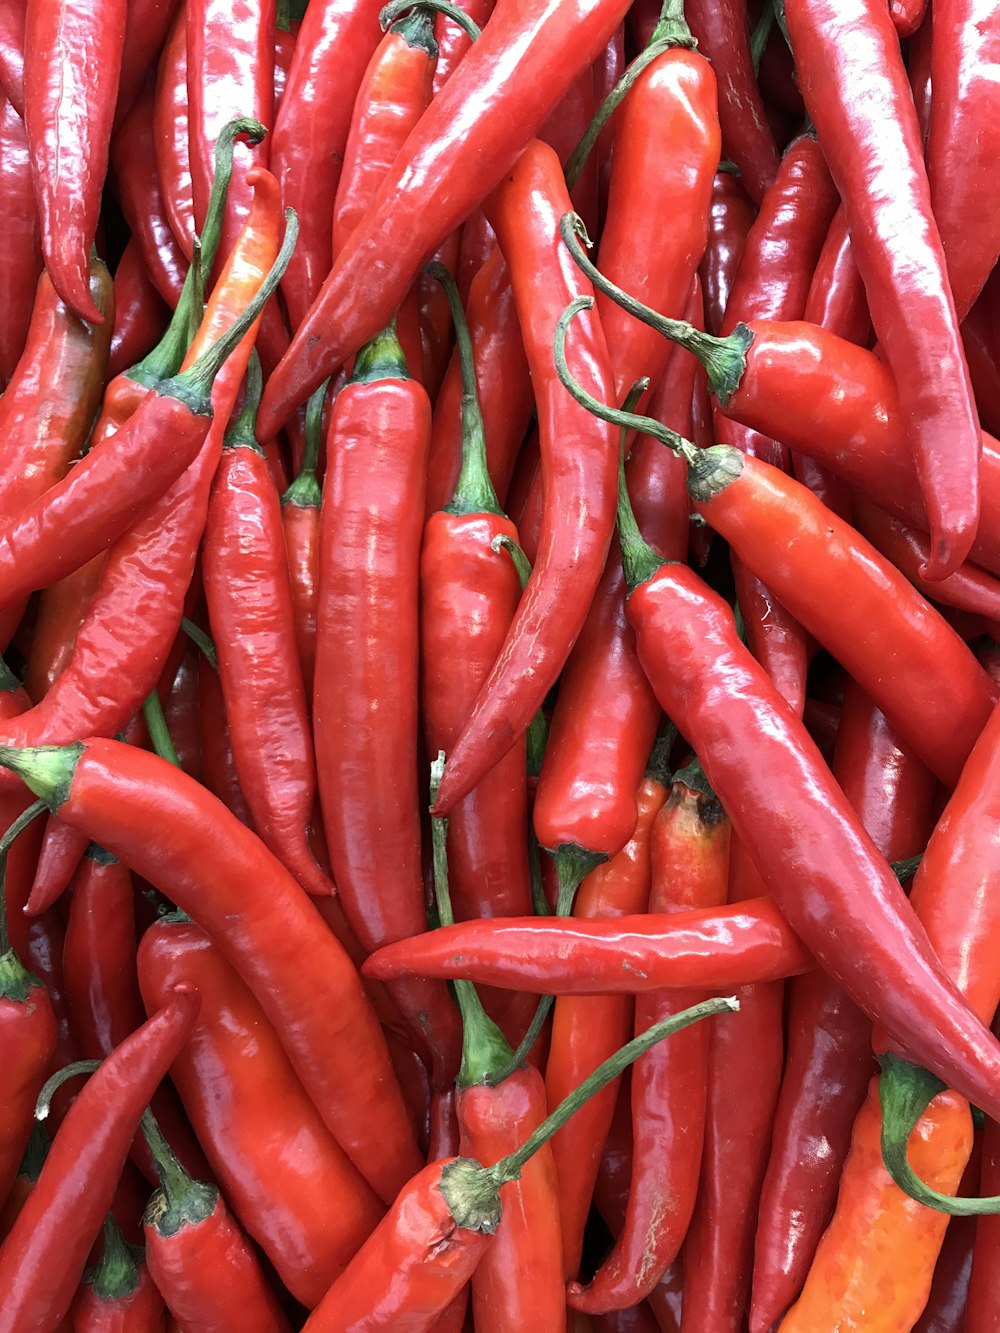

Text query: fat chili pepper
(23, 0), (125, 322)
(785, 0), (981, 579)
(314, 321), (461, 1086)
(69, 1214), (167, 1332)
(140, 1110), (291, 1332)
(0, 737), (422, 1204)
(0, 95), (40, 386)
(258, 0), (631, 435)
(0, 987), (200, 1332)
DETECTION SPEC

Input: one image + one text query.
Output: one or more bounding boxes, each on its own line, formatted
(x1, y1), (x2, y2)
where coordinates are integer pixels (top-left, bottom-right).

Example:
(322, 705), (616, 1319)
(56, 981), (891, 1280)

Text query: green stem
(429, 754), (513, 1087)
(379, 0), (480, 43)
(276, 0), (291, 29)
(141, 1109), (219, 1235)
(427, 261), (502, 517)
(645, 723), (678, 786)
(181, 619), (219, 672)
(282, 380), (327, 508)
(36, 1059), (101, 1120)
(350, 322), (410, 385)
(0, 656), (21, 693)
(559, 213), (752, 404)
(143, 692), (181, 768)
(772, 0), (790, 49)
(0, 799), (48, 960)
(528, 826), (547, 917)
(223, 349), (265, 454)
(491, 533), (532, 587)
(878, 1053), (998, 1214)
(892, 854), (922, 884)
(186, 239), (204, 348)
(750, 0), (775, 74)
(88, 1215), (140, 1301)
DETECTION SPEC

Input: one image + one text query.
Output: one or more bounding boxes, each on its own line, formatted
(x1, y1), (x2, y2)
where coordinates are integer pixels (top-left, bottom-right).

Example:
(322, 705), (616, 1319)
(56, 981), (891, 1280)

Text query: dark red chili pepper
(153, 7), (194, 258)
(281, 384), (323, 696)
(684, 0), (778, 204)
(912, 1186), (977, 1333)
(115, 0), (181, 127)
(138, 913), (384, 1307)
(197, 657), (255, 827)
(0, 0), (24, 116)
(963, 284), (1000, 439)
(0, 95), (40, 386)
(0, 987), (200, 1331)
(22, 0), (125, 322)
(272, 8), (297, 111)
(162, 647), (202, 782)
(69, 1214), (167, 1332)
(314, 322), (461, 1086)
(804, 206), (871, 348)
(109, 241), (170, 380)
(204, 354), (332, 898)
(967, 1031), (1000, 1331)
(785, 0), (981, 579)
(592, 24), (624, 227)
(539, 65), (600, 236)
(258, 0), (632, 435)
(141, 1109), (291, 1332)
(699, 169), (756, 338)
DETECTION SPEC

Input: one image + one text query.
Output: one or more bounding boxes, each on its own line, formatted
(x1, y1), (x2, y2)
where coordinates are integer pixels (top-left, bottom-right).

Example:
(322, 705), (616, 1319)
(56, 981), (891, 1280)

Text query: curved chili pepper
(69, 1214), (167, 1332)
(0, 987), (199, 1331)
(432, 141), (618, 815)
(115, 0), (181, 127)
(138, 913), (384, 1307)
(315, 323), (461, 1086)
(699, 169), (756, 338)
(141, 1110), (290, 1332)
(197, 658), (255, 828)
(268, 0), (384, 329)
(109, 241), (170, 379)
(785, 0), (981, 579)
(153, 7), (194, 259)
(0, 737), (422, 1203)
(281, 384), (323, 696)
(0, 95), (40, 386)
(0, 0), (23, 116)
(258, 0), (632, 435)
(684, 0), (777, 204)
(204, 355), (332, 898)
(22, 0), (125, 322)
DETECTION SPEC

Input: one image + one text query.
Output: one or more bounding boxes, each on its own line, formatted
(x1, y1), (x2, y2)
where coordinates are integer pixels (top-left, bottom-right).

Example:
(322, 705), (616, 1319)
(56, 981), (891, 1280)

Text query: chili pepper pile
(1, 0), (1000, 1327)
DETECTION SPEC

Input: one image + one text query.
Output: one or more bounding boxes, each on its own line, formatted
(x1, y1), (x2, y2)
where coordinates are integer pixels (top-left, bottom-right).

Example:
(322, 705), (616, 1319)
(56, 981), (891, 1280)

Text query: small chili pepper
(785, 0), (981, 579)
(0, 737), (422, 1204)
(109, 241), (170, 380)
(281, 383), (324, 696)
(258, 0), (632, 435)
(0, 987), (200, 1331)
(153, 7), (194, 258)
(138, 913), (384, 1307)
(141, 1109), (291, 1332)
(69, 1214), (167, 1332)
(0, 94), (40, 387)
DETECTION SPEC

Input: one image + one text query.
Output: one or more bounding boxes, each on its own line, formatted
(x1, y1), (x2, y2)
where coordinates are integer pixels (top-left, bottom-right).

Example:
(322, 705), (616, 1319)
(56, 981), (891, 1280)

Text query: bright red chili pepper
(0, 987), (199, 1331)
(280, 384), (323, 696)
(69, 1214), (167, 1332)
(0, 736), (423, 1204)
(153, 6), (194, 258)
(785, 0), (981, 579)
(138, 913), (385, 1307)
(0, 95), (40, 387)
(258, 0), (631, 435)
(109, 241), (170, 380)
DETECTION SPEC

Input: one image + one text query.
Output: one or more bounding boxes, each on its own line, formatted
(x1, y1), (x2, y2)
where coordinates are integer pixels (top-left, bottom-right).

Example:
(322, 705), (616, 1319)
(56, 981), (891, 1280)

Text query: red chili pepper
(432, 0), (493, 91)
(153, 7), (194, 259)
(785, 0), (981, 579)
(109, 241), (170, 380)
(162, 647), (202, 782)
(21, 554), (106, 703)
(314, 322), (461, 1085)
(968, 1034), (1000, 1329)
(141, 1109), (291, 1332)
(280, 384), (323, 696)
(258, 0), (631, 435)
(0, 95), (40, 386)
(115, 0), (181, 126)
(137, 913), (384, 1307)
(684, 0), (777, 204)
(69, 1214), (167, 1332)
(197, 656), (255, 827)
(22, 0), (125, 322)
(699, 169), (756, 338)
(0, 0), (24, 116)
(804, 206), (871, 348)
(0, 987), (200, 1331)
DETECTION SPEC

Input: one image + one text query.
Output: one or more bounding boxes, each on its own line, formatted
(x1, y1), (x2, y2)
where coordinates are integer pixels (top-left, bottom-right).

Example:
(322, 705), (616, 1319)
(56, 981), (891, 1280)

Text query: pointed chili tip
(361, 943), (408, 980)
(52, 257), (106, 326)
(919, 524), (975, 584)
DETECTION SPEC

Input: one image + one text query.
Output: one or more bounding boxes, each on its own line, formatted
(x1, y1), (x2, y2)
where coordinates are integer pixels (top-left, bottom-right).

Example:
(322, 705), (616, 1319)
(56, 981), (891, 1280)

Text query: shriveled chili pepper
(0, 94), (40, 386)
(0, 736), (422, 1203)
(0, 987), (199, 1331)
(785, 0), (981, 580)
(281, 382), (324, 696)
(154, 6), (194, 258)
(258, 0), (632, 435)
(315, 320), (460, 1086)
(138, 913), (384, 1307)
(140, 1109), (291, 1332)
(69, 1213), (167, 1332)
(22, 0), (125, 322)
(109, 241), (170, 379)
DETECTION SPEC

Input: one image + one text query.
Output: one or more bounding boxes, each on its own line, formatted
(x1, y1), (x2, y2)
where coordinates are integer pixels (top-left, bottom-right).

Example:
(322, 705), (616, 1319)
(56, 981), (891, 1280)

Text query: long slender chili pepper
(314, 321), (461, 1086)
(154, 7), (195, 258)
(0, 0), (24, 116)
(115, 0), (181, 126)
(281, 382), (324, 696)
(302, 992), (738, 1331)
(364, 899), (810, 991)
(0, 95), (40, 386)
(69, 1213), (167, 1331)
(258, 0), (631, 435)
(699, 169), (756, 338)
(204, 354), (332, 898)
(138, 914), (384, 1307)
(432, 142), (618, 815)
(109, 241), (170, 379)
(785, 0), (981, 579)
(197, 660), (255, 828)
(0, 988), (200, 1331)
(141, 1109), (291, 1332)
(804, 206), (872, 348)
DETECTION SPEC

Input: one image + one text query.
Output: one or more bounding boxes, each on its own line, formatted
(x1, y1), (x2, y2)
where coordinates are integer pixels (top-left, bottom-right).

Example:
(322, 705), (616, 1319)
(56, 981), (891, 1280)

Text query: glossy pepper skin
(114, 0), (181, 126)
(258, 0), (631, 435)
(434, 142), (618, 814)
(0, 946), (58, 1211)
(786, 0), (981, 580)
(138, 916), (385, 1308)
(314, 326), (461, 1087)
(968, 1045), (1000, 1331)
(69, 1216), (167, 1332)
(153, 7), (194, 258)
(0, 0), (24, 116)
(109, 240), (169, 378)
(365, 899), (809, 992)
(699, 170), (756, 337)
(0, 737), (422, 1206)
(0, 95), (41, 385)
(0, 988), (199, 1332)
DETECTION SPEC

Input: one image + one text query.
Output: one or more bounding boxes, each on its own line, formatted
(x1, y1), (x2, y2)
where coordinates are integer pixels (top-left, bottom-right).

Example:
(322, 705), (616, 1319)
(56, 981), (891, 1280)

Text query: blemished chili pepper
(268, 0), (384, 329)
(0, 0), (24, 117)
(109, 241), (170, 380)
(302, 994), (737, 1332)
(138, 913), (384, 1307)
(69, 1213), (167, 1332)
(699, 169), (756, 338)
(22, 0), (125, 323)
(0, 737), (422, 1203)
(115, 0), (181, 126)
(431, 142), (618, 815)
(0, 95), (40, 387)
(785, 0), (982, 580)
(749, 683), (935, 1333)
(257, 0), (632, 435)
(281, 383), (324, 696)
(314, 321), (461, 1086)
(154, 6), (194, 258)
(204, 353), (332, 898)
(0, 987), (199, 1331)
(140, 1110), (291, 1332)
(683, 0), (777, 204)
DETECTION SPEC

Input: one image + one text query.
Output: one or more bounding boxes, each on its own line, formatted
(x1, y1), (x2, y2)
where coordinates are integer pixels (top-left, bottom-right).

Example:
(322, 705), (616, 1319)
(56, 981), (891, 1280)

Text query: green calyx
(0, 949), (43, 1003)
(142, 1110), (219, 1237)
(379, 0), (480, 45)
(0, 744), (84, 812)
(685, 445), (745, 504)
(87, 1216), (141, 1301)
(223, 350), (266, 455)
(349, 322), (410, 384)
(282, 379), (328, 510)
